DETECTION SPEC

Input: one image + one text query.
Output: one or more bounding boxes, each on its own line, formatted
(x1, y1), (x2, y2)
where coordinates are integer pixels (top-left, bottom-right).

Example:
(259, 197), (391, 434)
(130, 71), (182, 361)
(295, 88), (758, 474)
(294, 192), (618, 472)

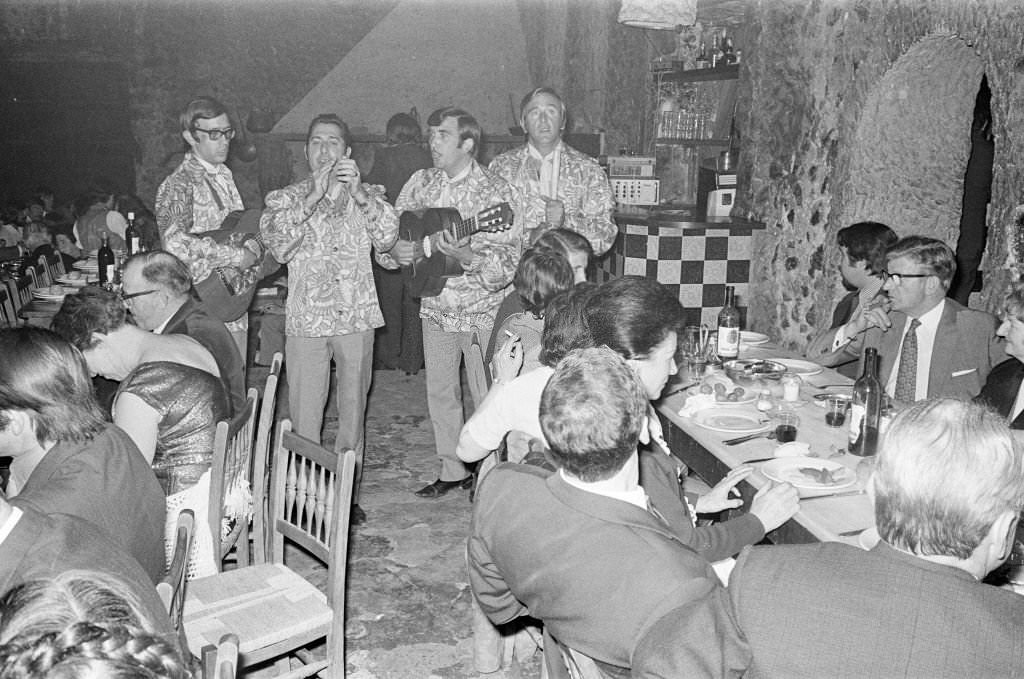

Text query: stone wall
(736, 0), (1024, 349)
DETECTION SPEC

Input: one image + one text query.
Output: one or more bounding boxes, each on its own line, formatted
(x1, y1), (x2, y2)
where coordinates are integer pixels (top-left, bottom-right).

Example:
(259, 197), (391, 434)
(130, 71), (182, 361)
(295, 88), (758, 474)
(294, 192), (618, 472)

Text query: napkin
(678, 393), (717, 417)
(774, 441), (810, 457)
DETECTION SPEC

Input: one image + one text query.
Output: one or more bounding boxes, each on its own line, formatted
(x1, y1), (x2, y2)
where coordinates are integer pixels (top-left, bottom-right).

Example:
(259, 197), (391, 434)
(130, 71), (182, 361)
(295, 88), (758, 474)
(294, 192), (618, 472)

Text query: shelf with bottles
(653, 63), (740, 84)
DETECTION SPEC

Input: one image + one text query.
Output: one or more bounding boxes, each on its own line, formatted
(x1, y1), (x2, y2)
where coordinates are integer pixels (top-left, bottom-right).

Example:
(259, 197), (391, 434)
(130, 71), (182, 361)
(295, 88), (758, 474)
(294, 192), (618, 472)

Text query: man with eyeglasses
(120, 250), (246, 418)
(824, 235), (1003, 402)
(156, 97), (260, 360)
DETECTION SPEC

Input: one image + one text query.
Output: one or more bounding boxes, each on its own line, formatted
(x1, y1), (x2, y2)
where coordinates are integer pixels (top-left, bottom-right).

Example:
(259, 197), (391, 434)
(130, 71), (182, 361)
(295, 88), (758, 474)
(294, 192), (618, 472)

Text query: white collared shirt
(527, 142), (561, 199)
(1011, 382), (1024, 422)
(885, 299), (945, 400)
(559, 468), (649, 511)
(0, 506), (24, 548)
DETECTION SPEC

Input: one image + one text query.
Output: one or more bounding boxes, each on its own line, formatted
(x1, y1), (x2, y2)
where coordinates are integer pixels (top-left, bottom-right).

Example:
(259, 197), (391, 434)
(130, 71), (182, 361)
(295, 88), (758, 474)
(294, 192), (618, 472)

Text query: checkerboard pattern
(598, 223), (760, 327)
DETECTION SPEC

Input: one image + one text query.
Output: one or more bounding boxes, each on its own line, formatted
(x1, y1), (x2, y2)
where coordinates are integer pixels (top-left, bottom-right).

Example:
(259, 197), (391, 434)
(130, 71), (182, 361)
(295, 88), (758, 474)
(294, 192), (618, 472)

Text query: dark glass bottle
(717, 285), (740, 360)
(848, 347), (882, 456)
(125, 211), (140, 256)
(98, 233), (115, 286)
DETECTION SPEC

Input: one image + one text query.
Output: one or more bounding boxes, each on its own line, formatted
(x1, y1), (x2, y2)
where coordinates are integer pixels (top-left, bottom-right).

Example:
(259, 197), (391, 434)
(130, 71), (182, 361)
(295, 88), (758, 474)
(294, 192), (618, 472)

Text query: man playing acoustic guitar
(379, 107), (521, 498)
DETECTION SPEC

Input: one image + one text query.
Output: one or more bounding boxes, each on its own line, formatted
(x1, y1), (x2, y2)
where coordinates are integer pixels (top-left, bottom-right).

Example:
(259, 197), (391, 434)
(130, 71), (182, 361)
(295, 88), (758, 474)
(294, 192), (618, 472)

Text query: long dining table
(655, 342), (875, 547)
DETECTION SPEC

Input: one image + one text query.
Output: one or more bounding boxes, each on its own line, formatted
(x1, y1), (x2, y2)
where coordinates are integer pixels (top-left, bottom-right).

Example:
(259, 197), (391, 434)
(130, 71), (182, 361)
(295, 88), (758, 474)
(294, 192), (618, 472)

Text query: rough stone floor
(249, 365), (542, 679)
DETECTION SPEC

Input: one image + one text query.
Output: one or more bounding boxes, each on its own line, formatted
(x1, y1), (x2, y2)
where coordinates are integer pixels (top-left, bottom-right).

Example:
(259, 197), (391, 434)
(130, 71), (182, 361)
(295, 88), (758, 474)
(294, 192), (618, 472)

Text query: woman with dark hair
(51, 287), (229, 577)
(0, 570), (188, 679)
(366, 111), (433, 374)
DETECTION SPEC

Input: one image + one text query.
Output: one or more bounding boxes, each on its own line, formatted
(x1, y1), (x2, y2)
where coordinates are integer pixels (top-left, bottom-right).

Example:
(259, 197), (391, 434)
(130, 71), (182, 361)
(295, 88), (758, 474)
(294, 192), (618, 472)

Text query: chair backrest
(49, 252), (66, 278)
(0, 285), (16, 328)
(269, 419), (355, 671)
(157, 509), (195, 656)
(209, 389), (258, 568)
(36, 255), (52, 287)
(466, 332), (490, 409)
(23, 265), (40, 291)
(250, 351), (283, 564)
(5, 275), (33, 318)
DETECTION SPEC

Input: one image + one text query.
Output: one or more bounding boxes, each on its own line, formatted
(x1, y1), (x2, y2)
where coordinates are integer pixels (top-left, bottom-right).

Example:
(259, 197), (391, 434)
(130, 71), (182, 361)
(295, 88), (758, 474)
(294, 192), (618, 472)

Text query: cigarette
(504, 329), (519, 340)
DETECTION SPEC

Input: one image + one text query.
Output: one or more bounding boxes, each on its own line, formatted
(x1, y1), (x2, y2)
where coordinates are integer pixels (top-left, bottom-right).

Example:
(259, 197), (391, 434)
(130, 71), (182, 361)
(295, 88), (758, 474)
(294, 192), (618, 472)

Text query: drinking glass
(773, 410), (800, 443)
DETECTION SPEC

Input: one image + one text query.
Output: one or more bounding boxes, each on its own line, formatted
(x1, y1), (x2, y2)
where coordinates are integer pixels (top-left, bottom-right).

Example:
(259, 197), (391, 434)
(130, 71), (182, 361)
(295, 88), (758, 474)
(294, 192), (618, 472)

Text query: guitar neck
(449, 215), (479, 241)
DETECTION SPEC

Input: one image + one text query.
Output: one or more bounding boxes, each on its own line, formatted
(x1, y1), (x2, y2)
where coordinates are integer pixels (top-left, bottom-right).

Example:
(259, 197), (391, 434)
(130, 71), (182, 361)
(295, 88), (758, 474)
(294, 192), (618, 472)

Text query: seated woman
(489, 246), (574, 377)
(484, 227), (592, 366)
(977, 281), (1024, 429)
(52, 288), (230, 577)
(0, 570), (188, 678)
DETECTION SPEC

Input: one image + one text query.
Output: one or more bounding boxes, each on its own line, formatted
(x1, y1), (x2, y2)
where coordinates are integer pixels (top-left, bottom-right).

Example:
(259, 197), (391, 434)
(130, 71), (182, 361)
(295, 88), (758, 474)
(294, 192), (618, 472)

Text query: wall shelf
(655, 138), (731, 146)
(652, 64), (740, 84)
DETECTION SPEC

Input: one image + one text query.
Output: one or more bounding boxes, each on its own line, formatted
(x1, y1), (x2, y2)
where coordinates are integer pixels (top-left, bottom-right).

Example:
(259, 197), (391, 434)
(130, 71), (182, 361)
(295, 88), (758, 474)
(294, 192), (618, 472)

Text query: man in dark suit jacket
(729, 399), (1024, 678)
(0, 328), (166, 582)
(817, 236), (1003, 401)
(0, 497), (173, 637)
(469, 347), (751, 677)
(122, 250), (246, 416)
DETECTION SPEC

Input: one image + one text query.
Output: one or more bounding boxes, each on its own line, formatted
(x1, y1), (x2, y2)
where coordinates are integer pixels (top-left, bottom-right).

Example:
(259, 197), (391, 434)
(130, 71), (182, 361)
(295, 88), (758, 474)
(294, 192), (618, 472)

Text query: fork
(723, 430), (777, 446)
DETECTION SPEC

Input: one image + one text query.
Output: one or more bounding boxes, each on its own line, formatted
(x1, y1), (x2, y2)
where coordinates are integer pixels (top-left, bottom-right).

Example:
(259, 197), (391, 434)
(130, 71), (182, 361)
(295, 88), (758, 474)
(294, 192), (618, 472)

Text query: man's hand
(749, 481), (800, 532)
(543, 198), (565, 229)
(436, 230), (474, 269)
(694, 466), (754, 514)
(335, 158), (364, 198)
(390, 239), (423, 266)
(305, 160), (335, 209)
(239, 247), (258, 269)
(845, 297), (893, 337)
(490, 334), (523, 384)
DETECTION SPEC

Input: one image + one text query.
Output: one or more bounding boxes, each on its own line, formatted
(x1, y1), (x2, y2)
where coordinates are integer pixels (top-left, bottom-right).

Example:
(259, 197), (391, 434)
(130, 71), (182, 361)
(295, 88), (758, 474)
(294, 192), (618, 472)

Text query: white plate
(692, 408), (769, 434)
(740, 331), (769, 345)
(858, 526), (880, 550)
(761, 456), (857, 490)
(73, 259), (99, 272)
(770, 358), (824, 376)
(32, 285), (67, 301)
(686, 385), (758, 406)
(56, 275), (88, 288)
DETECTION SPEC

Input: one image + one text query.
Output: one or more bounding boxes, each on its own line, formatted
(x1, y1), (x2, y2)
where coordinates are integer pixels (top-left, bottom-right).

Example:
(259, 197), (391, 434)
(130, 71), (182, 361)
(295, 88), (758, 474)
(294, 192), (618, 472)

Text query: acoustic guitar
(400, 202), (513, 298)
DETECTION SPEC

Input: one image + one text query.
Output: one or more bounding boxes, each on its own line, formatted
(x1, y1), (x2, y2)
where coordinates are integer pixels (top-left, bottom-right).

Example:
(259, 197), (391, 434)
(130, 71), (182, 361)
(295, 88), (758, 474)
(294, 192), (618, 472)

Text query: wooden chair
(201, 633), (240, 679)
(0, 285), (16, 328)
(158, 509), (195, 658)
(251, 351), (283, 564)
(183, 419), (355, 678)
(5, 274), (33, 321)
(210, 388), (258, 569)
(466, 332), (490, 409)
(36, 255), (53, 287)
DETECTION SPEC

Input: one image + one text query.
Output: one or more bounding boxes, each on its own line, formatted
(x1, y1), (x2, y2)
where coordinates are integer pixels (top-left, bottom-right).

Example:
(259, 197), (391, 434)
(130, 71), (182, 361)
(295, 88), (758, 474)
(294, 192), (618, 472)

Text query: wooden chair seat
(184, 563), (331, 663)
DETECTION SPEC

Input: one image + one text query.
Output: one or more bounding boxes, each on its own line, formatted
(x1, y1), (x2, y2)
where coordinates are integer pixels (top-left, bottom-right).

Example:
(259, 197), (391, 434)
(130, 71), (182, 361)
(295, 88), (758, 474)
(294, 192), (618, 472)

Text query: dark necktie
(894, 318), (920, 402)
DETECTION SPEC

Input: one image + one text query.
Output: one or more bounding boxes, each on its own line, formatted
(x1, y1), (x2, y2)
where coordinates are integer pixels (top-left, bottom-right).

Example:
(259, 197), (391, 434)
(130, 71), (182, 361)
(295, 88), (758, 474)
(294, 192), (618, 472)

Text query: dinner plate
(686, 385), (757, 406)
(858, 526), (880, 550)
(32, 285), (67, 301)
(692, 408), (769, 434)
(740, 331), (769, 345)
(56, 275), (88, 288)
(73, 259), (99, 272)
(761, 456), (857, 491)
(770, 358), (824, 377)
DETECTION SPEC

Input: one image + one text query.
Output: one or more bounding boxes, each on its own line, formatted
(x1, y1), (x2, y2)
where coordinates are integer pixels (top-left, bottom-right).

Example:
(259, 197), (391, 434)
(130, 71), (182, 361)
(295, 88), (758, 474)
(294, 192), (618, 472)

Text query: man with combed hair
(0, 328), (166, 583)
(469, 346), (751, 677)
(729, 399), (1024, 677)
(121, 249), (245, 417)
(261, 113), (399, 525)
(156, 96), (262, 357)
(489, 87), (616, 254)
(825, 235), (1003, 401)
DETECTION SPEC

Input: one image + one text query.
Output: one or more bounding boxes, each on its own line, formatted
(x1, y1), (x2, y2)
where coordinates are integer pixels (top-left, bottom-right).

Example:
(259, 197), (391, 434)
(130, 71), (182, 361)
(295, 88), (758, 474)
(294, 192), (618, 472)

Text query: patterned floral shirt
(155, 153), (247, 285)
(378, 161), (521, 332)
(489, 141), (616, 255)
(261, 179), (398, 338)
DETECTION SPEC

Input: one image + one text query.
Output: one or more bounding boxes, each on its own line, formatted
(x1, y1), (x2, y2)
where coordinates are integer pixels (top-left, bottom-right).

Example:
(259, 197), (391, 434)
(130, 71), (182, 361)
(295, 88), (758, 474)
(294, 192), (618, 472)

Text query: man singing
(261, 114), (398, 525)
(156, 97), (261, 358)
(379, 107), (520, 498)
(489, 87), (615, 254)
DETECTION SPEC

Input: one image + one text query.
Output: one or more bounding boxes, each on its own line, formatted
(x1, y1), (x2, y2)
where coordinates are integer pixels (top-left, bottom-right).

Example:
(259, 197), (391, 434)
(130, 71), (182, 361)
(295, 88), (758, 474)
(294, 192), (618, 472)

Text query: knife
(800, 489), (867, 501)
(722, 431), (773, 445)
(739, 456), (778, 464)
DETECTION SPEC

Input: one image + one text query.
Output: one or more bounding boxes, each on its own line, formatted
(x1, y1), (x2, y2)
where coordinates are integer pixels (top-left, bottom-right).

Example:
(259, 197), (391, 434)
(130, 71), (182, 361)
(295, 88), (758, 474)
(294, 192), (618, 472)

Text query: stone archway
(839, 33), (985, 246)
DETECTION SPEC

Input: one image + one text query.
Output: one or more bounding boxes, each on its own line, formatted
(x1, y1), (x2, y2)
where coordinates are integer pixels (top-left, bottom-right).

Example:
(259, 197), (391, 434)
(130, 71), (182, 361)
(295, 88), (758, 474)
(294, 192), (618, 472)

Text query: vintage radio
(607, 155), (656, 178)
(611, 178), (660, 206)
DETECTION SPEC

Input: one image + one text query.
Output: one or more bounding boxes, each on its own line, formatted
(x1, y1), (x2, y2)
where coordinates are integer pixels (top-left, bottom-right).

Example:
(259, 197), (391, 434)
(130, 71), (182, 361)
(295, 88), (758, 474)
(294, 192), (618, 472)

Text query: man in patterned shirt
(261, 114), (399, 524)
(489, 87), (616, 255)
(379, 107), (521, 498)
(156, 97), (260, 359)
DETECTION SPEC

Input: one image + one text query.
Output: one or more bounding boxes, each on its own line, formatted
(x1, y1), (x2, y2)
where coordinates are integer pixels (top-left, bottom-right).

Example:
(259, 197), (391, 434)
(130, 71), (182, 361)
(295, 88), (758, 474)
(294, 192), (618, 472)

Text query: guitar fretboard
(449, 216), (479, 241)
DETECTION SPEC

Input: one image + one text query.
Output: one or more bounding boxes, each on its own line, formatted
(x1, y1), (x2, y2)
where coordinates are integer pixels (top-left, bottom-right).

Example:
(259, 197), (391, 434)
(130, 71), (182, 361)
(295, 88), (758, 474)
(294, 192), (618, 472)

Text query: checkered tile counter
(598, 219), (765, 328)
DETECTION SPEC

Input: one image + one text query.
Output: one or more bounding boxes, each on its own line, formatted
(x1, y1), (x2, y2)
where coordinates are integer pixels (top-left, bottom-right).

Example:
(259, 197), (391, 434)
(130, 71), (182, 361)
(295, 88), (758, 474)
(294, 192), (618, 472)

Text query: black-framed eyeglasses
(121, 289), (157, 302)
(193, 126), (236, 141)
(881, 270), (932, 286)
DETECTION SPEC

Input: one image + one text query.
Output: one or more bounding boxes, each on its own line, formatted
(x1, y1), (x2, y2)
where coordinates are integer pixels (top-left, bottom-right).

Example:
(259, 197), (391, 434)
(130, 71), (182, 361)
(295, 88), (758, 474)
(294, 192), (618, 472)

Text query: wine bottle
(125, 211), (140, 256)
(695, 40), (709, 69)
(848, 347), (882, 456)
(717, 285), (740, 360)
(98, 233), (115, 286)
(710, 32), (724, 68)
(722, 31), (736, 65)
